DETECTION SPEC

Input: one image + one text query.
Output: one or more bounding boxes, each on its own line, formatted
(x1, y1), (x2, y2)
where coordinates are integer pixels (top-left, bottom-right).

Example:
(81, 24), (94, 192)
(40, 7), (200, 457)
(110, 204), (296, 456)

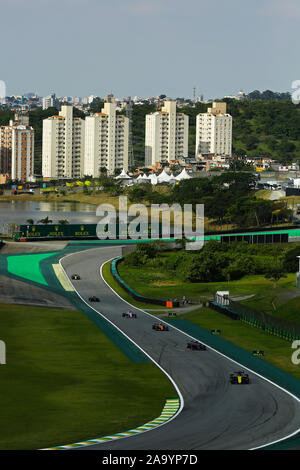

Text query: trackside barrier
(209, 300), (300, 341)
(209, 301), (240, 320)
(111, 257), (166, 307)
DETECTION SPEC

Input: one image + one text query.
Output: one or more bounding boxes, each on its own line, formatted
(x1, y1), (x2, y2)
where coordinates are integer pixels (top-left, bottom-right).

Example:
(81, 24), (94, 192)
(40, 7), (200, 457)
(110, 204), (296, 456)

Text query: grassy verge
(0, 191), (119, 207)
(0, 302), (175, 450)
(102, 261), (167, 310)
(242, 294), (300, 322)
(117, 259), (297, 304)
(177, 307), (300, 379)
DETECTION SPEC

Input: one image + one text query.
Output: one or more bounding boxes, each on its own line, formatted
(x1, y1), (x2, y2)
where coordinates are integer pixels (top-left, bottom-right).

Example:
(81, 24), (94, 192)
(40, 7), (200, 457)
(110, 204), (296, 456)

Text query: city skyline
(1, 0), (299, 99)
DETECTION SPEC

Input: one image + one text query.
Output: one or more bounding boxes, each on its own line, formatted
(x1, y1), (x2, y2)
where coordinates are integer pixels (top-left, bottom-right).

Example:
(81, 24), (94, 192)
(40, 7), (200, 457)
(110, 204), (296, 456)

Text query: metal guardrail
(111, 257), (166, 306)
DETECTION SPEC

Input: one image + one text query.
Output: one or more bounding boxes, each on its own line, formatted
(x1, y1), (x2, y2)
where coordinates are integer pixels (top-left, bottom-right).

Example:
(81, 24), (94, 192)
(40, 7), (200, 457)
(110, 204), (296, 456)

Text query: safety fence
(209, 299), (300, 341)
(111, 257), (166, 306)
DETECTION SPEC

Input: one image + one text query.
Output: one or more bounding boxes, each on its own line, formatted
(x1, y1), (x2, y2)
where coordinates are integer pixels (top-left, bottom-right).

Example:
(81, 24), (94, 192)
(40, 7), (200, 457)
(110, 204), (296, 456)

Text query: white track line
(57, 252), (184, 448)
(100, 255), (300, 451)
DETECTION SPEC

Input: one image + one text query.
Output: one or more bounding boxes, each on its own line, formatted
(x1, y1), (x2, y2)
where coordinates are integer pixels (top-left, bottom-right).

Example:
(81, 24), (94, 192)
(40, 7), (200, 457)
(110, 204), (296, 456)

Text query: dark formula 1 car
(89, 296), (100, 302)
(187, 340), (206, 351)
(230, 371), (250, 384)
(152, 322), (169, 331)
(168, 312), (177, 318)
(71, 274), (81, 280)
(252, 350), (264, 357)
(122, 312), (137, 318)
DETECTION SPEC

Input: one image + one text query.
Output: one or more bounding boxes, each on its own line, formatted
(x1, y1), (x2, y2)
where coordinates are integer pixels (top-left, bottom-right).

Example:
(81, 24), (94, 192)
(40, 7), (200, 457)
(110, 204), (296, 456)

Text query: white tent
(157, 169), (173, 183)
(293, 178), (300, 188)
(176, 168), (192, 181)
(148, 173), (158, 185)
(115, 169), (131, 179)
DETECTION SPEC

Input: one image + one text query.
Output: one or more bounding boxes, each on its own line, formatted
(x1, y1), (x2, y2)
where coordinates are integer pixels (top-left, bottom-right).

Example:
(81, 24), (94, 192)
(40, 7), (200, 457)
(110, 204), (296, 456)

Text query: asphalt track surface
(0, 274), (76, 310)
(61, 246), (300, 450)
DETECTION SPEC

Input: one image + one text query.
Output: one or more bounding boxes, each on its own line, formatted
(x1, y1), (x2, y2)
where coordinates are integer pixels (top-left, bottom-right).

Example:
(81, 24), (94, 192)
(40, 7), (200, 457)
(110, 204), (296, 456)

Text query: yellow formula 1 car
(230, 371), (249, 384)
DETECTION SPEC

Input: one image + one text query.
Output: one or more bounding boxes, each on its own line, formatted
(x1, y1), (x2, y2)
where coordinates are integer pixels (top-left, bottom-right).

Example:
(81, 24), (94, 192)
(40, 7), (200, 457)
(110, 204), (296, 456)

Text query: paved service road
(61, 246), (300, 450)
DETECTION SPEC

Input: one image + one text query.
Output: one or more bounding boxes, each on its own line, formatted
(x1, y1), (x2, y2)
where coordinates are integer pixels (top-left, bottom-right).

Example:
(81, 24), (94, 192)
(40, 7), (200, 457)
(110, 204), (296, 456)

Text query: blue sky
(0, 0), (299, 99)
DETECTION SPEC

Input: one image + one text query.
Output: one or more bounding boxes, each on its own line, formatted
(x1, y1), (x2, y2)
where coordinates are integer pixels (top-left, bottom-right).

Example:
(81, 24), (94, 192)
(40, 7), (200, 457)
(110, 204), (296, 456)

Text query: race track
(61, 246), (300, 450)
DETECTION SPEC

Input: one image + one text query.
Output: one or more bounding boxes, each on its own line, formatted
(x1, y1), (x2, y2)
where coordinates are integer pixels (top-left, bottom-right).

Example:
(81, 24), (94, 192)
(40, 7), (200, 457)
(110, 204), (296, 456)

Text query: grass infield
(0, 302), (175, 450)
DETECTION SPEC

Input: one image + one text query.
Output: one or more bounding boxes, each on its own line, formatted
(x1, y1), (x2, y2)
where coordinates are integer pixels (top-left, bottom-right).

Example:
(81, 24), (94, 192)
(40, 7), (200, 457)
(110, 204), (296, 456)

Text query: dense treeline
(126, 173), (292, 228)
(123, 240), (300, 283)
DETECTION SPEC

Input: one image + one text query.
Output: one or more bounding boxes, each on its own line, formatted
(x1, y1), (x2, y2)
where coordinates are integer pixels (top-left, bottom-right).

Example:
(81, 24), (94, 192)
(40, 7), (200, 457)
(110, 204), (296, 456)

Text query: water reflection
(0, 200), (98, 225)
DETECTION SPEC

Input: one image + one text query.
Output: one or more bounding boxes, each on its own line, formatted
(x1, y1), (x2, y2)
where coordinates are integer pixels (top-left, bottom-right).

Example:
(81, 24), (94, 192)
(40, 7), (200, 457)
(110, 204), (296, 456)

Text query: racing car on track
(168, 312), (177, 318)
(89, 296), (100, 302)
(187, 340), (206, 351)
(122, 311), (137, 318)
(71, 274), (81, 280)
(152, 322), (169, 331)
(230, 371), (249, 384)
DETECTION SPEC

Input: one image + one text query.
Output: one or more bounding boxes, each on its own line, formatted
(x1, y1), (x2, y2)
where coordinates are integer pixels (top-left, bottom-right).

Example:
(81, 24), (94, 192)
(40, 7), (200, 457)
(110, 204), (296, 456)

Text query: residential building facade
(42, 94), (57, 110)
(42, 105), (85, 179)
(0, 115), (34, 182)
(195, 102), (232, 157)
(84, 99), (129, 176)
(145, 100), (189, 166)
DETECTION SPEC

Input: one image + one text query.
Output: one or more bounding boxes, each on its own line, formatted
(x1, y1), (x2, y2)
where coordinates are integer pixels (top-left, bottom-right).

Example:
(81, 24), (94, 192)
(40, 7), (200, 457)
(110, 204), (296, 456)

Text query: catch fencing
(209, 299), (300, 341)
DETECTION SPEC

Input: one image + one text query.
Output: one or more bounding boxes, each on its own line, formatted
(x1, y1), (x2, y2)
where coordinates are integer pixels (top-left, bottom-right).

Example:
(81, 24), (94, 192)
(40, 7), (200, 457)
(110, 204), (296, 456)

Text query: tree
(264, 262), (287, 288)
(38, 216), (52, 225)
(26, 219), (34, 225)
(58, 219), (69, 225)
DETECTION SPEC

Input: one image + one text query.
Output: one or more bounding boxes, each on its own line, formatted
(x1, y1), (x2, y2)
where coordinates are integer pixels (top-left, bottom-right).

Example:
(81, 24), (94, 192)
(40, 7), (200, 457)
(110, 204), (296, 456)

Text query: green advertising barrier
(18, 223), (166, 240)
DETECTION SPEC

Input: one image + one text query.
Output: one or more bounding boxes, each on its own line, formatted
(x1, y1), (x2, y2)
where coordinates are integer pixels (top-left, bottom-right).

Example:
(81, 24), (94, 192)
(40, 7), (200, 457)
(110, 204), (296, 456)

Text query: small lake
(0, 201), (99, 228)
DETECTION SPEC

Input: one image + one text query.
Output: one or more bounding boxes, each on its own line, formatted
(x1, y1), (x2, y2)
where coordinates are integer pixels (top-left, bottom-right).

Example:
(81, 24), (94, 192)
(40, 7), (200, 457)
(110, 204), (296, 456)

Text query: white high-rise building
(195, 102), (232, 157)
(42, 94), (56, 110)
(84, 99), (129, 176)
(145, 100), (189, 166)
(42, 105), (85, 179)
(0, 116), (34, 182)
